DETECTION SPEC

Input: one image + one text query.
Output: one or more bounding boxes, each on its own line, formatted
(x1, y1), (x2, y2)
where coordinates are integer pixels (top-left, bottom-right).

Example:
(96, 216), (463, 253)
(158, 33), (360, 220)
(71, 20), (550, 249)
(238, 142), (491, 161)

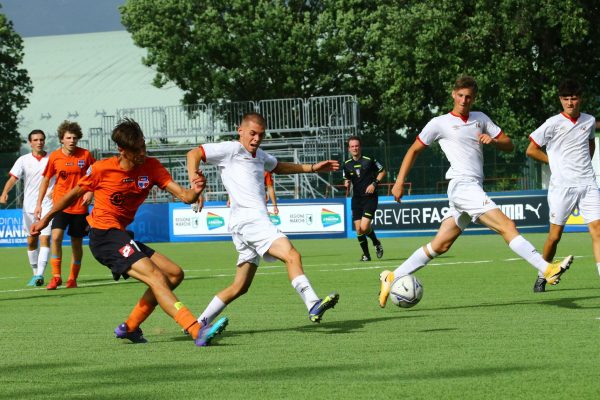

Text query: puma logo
(526, 203), (542, 219)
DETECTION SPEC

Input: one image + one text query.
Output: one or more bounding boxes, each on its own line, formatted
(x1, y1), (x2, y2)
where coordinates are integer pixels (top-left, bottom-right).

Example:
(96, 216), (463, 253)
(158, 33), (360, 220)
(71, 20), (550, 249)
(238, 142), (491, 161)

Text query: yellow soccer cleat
(378, 270), (394, 308)
(544, 255), (574, 285)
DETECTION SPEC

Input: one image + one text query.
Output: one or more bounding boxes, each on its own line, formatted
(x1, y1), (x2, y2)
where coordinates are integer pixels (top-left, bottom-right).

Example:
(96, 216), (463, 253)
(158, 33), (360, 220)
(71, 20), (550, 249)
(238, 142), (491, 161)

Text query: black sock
(358, 234), (370, 257)
(367, 228), (380, 246)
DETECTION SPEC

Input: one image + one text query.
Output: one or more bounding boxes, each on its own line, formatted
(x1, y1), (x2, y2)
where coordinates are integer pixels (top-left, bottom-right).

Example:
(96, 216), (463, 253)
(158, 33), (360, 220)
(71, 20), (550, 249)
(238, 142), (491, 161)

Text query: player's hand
(191, 196), (204, 213)
(365, 183), (376, 194)
(33, 205), (42, 220)
(191, 170), (206, 193)
(81, 191), (93, 206)
(0, 193), (7, 205)
(391, 181), (404, 203)
(478, 133), (494, 145)
(30, 219), (47, 237)
(313, 160), (340, 172)
(272, 205), (279, 215)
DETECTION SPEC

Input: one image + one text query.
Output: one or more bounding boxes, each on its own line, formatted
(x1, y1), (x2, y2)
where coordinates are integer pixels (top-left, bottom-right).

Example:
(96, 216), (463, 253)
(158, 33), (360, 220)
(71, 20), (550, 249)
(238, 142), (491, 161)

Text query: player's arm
(525, 140), (548, 164)
(164, 172), (206, 204)
(31, 185), (86, 236)
(0, 176), (18, 204)
(392, 140), (427, 202)
(479, 132), (514, 152)
(186, 146), (206, 211)
(273, 160), (340, 174)
(366, 168), (387, 194)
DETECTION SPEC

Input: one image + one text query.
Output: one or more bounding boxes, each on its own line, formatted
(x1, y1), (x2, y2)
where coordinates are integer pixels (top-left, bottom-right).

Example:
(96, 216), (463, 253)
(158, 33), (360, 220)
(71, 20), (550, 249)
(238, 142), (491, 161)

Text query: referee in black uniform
(343, 136), (386, 261)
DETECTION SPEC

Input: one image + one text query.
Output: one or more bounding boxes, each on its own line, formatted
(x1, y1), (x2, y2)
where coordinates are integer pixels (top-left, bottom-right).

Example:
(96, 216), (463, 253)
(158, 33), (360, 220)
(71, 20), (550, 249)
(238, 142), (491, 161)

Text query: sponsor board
(170, 201), (345, 241)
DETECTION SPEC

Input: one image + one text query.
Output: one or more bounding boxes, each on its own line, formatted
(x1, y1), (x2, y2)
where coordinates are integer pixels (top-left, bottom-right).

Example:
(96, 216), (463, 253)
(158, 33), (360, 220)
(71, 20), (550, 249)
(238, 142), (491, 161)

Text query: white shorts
(23, 211), (51, 236)
(548, 184), (600, 225)
(231, 215), (286, 266)
(445, 179), (499, 231)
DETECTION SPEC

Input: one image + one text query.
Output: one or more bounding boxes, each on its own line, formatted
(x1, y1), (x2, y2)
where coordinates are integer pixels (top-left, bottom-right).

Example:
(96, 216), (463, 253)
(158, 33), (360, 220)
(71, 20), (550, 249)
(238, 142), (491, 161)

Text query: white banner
(171, 203), (345, 237)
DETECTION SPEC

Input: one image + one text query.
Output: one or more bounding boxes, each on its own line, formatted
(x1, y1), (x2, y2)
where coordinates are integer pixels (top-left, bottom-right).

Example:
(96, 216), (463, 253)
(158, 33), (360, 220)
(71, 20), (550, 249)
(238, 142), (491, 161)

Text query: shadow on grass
(0, 290), (102, 302)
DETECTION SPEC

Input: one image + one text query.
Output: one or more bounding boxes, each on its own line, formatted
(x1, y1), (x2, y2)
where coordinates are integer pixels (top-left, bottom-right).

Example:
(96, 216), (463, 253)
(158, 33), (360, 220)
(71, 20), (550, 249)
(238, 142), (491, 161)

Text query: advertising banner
(0, 209), (28, 247)
(170, 200), (346, 242)
(352, 191), (550, 237)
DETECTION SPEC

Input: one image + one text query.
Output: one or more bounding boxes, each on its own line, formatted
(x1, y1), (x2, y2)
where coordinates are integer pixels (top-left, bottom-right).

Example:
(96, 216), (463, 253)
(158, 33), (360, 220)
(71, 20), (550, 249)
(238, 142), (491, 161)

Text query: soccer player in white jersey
(187, 112), (340, 326)
(527, 79), (599, 292)
(378, 76), (574, 307)
(0, 130), (54, 286)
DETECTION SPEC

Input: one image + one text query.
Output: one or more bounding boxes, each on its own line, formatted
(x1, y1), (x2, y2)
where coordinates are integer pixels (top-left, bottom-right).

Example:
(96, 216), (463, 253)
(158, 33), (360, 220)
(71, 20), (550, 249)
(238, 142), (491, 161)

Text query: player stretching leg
(378, 76), (573, 307)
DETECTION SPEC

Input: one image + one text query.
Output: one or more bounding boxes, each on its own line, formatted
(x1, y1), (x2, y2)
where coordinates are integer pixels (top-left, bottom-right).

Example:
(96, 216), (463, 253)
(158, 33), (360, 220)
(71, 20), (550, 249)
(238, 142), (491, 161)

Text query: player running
(187, 112), (340, 327)
(34, 121), (95, 290)
(1, 130), (54, 286)
(31, 118), (226, 346)
(526, 79), (599, 292)
(378, 76), (573, 307)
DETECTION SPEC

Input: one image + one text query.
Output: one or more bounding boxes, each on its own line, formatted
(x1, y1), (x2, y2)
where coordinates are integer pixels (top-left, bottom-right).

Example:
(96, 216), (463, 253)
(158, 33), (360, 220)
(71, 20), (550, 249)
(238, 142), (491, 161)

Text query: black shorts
(88, 228), (155, 281)
(51, 211), (89, 237)
(351, 196), (378, 221)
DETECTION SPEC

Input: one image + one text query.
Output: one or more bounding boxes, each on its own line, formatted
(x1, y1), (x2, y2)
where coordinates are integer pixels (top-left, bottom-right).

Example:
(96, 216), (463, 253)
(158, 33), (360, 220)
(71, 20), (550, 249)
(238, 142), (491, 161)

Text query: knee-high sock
(68, 260), (81, 281)
(37, 247), (50, 276)
(197, 296), (227, 325)
(393, 244), (438, 277)
(508, 235), (547, 274)
(291, 274), (319, 310)
(358, 234), (370, 257)
(126, 298), (156, 331)
(27, 249), (39, 275)
(366, 228), (380, 245)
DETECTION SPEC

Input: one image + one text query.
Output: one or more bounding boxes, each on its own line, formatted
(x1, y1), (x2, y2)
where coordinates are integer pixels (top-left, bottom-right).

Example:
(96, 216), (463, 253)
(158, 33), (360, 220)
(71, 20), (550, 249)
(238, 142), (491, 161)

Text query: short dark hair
(112, 118), (145, 150)
(347, 136), (362, 147)
(558, 79), (582, 97)
(240, 112), (266, 128)
(453, 75), (478, 94)
(57, 120), (82, 140)
(28, 129), (45, 141)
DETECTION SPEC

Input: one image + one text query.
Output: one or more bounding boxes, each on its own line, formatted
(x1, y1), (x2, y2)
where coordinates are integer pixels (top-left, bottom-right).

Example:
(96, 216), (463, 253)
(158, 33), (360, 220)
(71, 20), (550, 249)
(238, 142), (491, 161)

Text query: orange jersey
(43, 147), (95, 214)
(264, 171), (273, 186)
(77, 156), (173, 230)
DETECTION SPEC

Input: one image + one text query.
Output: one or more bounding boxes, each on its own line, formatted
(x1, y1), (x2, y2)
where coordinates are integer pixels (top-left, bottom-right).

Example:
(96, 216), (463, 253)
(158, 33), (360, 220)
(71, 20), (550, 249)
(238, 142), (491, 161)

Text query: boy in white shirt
(527, 79), (599, 292)
(187, 112), (340, 327)
(378, 76), (573, 307)
(0, 130), (54, 286)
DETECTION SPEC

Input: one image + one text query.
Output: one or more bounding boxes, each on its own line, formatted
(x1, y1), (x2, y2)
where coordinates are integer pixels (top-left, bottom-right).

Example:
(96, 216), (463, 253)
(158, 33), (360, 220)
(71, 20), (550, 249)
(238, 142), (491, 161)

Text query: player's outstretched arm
(391, 140), (426, 203)
(525, 140), (548, 164)
(273, 160), (340, 174)
(0, 176), (18, 204)
(164, 172), (206, 204)
(31, 185), (86, 236)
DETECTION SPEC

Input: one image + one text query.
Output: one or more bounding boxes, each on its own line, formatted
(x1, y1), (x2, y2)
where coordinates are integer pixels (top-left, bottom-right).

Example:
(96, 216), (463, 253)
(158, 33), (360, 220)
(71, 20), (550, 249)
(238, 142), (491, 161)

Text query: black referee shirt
(343, 156), (384, 198)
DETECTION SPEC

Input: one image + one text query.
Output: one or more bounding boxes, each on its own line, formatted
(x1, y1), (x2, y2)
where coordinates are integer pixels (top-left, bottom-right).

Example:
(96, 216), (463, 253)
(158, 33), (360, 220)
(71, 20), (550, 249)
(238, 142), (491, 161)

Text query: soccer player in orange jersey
(34, 121), (95, 290)
(31, 118), (227, 346)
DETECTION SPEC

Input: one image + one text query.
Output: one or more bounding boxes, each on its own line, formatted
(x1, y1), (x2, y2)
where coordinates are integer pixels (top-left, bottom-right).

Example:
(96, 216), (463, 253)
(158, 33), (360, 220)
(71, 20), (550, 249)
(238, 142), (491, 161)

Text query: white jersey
(9, 153), (54, 213)
(418, 112), (502, 183)
(529, 112), (596, 187)
(202, 141), (278, 227)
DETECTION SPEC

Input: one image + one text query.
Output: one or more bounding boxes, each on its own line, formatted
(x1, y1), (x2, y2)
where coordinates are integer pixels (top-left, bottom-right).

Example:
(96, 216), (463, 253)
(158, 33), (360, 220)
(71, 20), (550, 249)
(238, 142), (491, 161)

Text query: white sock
(291, 274), (319, 310)
(37, 247), (50, 276)
(508, 235), (547, 274)
(197, 296), (227, 325)
(596, 263), (600, 277)
(393, 245), (436, 277)
(27, 249), (38, 275)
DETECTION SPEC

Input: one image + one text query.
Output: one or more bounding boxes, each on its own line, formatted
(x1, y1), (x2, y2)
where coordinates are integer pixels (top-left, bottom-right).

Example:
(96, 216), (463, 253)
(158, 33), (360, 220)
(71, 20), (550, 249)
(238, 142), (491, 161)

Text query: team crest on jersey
(119, 244), (135, 258)
(137, 176), (150, 189)
(77, 159), (85, 168)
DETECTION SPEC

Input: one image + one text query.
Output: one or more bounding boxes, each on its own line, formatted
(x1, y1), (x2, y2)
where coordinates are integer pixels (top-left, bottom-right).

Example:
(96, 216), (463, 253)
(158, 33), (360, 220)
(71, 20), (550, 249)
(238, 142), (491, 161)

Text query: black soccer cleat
(533, 277), (546, 293)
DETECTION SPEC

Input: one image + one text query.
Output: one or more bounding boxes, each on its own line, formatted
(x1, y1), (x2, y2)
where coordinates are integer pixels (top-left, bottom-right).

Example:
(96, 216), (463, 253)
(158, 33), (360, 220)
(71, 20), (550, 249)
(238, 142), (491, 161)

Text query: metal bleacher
(89, 95), (359, 202)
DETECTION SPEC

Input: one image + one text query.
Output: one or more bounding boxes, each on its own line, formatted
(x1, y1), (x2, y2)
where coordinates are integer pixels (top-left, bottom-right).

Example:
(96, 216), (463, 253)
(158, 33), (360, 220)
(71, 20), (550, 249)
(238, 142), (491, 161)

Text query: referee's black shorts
(351, 196), (378, 221)
(88, 228), (155, 281)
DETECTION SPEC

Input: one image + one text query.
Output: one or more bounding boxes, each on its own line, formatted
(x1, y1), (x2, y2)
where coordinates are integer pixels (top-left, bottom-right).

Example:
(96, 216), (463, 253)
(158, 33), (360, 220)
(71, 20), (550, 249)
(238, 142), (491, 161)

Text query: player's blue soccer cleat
(114, 322), (148, 344)
(26, 275), (38, 286)
(34, 275), (44, 287)
(195, 316), (229, 347)
(309, 292), (339, 323)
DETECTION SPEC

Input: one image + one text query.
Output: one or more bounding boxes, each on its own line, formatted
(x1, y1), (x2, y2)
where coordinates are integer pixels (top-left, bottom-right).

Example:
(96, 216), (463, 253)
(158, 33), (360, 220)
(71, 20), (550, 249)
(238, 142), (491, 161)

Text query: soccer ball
(389, 275), (423, 308)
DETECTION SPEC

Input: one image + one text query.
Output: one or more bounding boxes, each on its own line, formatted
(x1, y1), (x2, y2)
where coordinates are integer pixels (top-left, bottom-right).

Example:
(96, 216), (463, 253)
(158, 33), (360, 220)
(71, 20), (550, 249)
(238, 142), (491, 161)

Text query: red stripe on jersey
(198, 145), (206, 163)
(8, 172), (19, 180)
(416, 136), (428, 147)
(450, 111), (469, 123)
(560, 112), (579, 124)
(528, 136), (541, 148)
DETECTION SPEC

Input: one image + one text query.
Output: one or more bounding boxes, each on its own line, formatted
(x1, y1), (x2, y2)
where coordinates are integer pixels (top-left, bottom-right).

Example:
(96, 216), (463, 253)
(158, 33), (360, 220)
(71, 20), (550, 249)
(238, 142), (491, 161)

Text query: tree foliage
(121, 0), (600, 148)
(0, 6), (32, 152)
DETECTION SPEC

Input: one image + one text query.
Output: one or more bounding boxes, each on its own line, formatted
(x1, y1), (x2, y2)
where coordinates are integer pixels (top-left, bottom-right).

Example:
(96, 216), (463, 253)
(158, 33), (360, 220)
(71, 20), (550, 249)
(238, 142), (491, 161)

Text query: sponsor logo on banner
(206, 212), (225, 230)
(269, 213), (281, 225)
(321, 208), (341, 227)
(566, 208), (584, 225)
(0, 214), (27, 245)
